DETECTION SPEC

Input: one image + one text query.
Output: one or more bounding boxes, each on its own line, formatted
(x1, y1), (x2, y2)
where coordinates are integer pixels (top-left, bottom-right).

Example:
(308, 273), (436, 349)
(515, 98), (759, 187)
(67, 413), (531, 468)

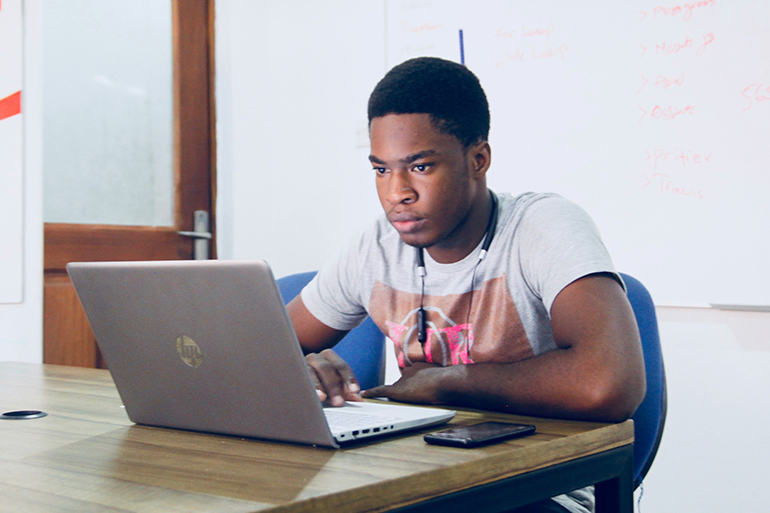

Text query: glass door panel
(42, 0), (173, 226)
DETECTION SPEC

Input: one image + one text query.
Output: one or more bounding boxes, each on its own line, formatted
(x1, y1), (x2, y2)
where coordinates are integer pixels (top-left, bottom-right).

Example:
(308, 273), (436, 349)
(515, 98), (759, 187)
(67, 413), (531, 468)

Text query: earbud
(414, 191), (498, 354)
(417, 306), (427, 344)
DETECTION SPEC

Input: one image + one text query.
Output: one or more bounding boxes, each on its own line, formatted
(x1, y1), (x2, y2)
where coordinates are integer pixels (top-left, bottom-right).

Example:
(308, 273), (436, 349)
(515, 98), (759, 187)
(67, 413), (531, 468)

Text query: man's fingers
(360, 385), (389, 399)
(306, 353), (345, 406)
(306, 350), (360, 406)
(305, 357), (328, 401)
(320, 349), (361, 395)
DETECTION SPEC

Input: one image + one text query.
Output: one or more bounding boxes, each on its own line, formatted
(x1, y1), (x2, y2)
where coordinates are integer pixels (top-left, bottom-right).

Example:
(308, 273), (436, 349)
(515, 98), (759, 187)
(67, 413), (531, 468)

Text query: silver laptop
(67, 259), (455, 448)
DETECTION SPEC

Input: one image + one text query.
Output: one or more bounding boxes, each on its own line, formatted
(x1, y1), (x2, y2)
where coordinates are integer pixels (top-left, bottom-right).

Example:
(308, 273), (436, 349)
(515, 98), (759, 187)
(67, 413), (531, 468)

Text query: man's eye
(374, 167), (387, 175)
(413, 164), (429, 172)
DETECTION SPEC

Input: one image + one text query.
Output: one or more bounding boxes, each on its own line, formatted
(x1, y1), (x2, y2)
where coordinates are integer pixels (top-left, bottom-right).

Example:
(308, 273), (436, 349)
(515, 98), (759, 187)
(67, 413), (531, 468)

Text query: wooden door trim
(207, 0), (218, 258)
(174, 0), (213, 234)
(44, 224), (193, 270)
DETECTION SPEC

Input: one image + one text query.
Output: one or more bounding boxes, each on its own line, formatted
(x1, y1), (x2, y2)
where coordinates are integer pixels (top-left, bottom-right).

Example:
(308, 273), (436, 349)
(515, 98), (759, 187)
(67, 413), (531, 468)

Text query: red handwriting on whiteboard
(650, 0), (716, 22)
(741, 83), (770, 111)
(648, 33), (714, 57)
(521, 24), (555, 42)
(531, 45), (569, 61)
(399, 1), (433, 12)
(401, 21), (444, 35)
(642, 172), (705, 199)
(656, 73), (685, 89)
(638, 73), (685, 93)
(494, 27), (517, 39)
(655, 36), (693, 55)
(645, 148), (713, 170)
(400, 43), (437, 57)
(652, 104), (695, 120)
(638, 75), (650, 93)
(494, 25), (557, 42)
(639, 104), (695, 123)
(696, 33), (715, 55)
(493, 48), (527, 68)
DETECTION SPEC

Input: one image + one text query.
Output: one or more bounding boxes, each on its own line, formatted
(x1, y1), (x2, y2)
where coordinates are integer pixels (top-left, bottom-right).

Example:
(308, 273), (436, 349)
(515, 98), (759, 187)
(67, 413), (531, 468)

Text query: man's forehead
(368, 149), (439, 165)
(369, 114), (461, 161)
(369, 113), (435, 134)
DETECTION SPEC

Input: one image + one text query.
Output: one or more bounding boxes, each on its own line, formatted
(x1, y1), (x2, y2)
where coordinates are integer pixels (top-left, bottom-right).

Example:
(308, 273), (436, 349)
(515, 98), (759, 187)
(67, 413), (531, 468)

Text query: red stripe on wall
(0, 91), (22, 121)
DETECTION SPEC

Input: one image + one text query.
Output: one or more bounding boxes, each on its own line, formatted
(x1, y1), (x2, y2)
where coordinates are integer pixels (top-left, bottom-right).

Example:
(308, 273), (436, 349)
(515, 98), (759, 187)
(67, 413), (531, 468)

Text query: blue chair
(276, 271), (386, 390)
(620, 273), (667, 489)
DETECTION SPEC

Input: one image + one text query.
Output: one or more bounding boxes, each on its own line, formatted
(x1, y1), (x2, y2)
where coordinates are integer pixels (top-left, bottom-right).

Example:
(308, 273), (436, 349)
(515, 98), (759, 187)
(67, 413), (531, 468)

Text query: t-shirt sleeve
(517, 195), (624, 314)
(300, 231), (370, 332)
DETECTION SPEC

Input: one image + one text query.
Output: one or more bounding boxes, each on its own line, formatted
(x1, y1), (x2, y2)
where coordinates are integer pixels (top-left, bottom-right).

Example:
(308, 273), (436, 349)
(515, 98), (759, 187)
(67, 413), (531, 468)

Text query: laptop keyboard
(323, 409), (400, 430)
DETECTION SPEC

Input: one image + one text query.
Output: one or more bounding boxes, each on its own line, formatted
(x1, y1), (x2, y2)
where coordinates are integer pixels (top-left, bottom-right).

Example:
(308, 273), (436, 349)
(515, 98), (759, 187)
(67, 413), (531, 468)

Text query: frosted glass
(42, 0), (173, 226)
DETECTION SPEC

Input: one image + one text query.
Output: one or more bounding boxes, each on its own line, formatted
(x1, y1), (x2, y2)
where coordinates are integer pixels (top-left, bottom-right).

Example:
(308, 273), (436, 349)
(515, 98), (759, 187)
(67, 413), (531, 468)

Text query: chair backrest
(620, 273), (667, 489)
(275, 271), (386, 390)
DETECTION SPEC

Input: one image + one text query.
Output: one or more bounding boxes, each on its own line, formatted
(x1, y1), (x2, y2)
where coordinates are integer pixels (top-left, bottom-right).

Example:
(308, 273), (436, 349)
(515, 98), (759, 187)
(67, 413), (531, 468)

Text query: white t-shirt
(303, 191), (622, 372)
(302, 191), (622, 513)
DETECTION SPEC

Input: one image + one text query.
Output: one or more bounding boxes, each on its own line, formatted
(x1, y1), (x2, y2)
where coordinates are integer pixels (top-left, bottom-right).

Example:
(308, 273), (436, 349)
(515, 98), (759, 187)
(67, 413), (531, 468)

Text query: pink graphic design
(390, 319), (475, 367)
(423, 324), (474, 365)
(386, 320), (411, 367)
(385, 320), (409, 344)
(370, 277), (534, 371)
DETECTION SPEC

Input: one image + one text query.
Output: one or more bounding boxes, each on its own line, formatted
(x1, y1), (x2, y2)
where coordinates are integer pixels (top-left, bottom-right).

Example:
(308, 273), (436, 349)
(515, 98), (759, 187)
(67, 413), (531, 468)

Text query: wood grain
(43, 273), (99, 368)
(0, 363), (633, 513)
(44, 225), (192, 270)
(173, 0), (213, 230)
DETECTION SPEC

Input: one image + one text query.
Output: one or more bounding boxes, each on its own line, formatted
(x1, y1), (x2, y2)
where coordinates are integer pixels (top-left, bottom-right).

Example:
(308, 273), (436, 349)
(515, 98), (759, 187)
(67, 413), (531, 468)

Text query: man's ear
(467, 140), (492, 178)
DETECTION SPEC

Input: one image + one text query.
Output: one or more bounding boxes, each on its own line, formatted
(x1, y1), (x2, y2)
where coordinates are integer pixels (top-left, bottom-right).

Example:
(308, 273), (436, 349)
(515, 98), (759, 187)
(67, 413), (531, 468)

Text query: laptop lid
(67, 260), (453, 448)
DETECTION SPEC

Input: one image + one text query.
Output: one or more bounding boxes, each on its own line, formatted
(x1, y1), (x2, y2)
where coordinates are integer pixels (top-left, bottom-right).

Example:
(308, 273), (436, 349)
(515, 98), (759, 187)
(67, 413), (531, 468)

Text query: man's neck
(425, 189), (494, 264)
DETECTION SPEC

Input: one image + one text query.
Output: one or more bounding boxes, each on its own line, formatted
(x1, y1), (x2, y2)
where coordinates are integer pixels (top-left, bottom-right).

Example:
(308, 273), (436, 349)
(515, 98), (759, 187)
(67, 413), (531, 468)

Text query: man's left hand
(361, 362), (447, 404)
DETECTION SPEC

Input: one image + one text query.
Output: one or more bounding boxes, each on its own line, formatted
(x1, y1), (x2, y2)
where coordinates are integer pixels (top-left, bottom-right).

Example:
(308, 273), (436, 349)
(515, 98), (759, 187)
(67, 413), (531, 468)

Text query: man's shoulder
(497, 191), (570, 212)
(496, 191), (584, 229)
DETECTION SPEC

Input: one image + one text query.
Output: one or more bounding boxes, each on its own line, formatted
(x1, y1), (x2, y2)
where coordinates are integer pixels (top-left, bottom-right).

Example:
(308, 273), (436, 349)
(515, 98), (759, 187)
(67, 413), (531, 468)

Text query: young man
(287, 57), (646, 513)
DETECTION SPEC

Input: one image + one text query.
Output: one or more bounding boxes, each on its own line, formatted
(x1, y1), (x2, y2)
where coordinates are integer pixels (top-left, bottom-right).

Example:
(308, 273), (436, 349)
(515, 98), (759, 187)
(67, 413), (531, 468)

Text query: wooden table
(0, 363), (633, 512)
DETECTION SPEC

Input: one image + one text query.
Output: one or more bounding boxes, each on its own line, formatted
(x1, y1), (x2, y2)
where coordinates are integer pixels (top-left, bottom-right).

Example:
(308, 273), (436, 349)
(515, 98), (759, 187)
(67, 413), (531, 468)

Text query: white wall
(216, 0), (386, 279)
(0, 0), (43, 363)
(639, 307), (770, 513)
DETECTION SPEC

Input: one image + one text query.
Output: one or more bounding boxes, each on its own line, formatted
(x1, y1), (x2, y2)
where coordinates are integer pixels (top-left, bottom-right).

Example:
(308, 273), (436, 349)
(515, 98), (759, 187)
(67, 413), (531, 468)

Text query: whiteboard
(386, 0), (770, 306)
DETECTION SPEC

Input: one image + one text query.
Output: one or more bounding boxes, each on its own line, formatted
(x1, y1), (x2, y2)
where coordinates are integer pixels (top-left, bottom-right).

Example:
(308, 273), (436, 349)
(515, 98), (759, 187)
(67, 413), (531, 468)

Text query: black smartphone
(424, 421), (536, 448)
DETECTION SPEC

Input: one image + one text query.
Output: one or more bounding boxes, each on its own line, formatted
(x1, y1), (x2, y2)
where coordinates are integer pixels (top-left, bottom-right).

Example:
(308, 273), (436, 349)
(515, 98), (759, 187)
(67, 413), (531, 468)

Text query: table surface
(0, 362), (633, 513)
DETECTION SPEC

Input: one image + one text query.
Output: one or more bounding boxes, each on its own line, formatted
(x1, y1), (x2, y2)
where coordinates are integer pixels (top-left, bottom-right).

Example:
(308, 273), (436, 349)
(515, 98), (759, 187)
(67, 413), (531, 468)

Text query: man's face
(369, 113), (487, 262)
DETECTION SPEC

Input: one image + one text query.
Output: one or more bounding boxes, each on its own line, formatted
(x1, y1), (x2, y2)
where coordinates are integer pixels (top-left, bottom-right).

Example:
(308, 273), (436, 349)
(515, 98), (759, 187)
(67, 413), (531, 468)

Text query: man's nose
(387, 171), (417, 205)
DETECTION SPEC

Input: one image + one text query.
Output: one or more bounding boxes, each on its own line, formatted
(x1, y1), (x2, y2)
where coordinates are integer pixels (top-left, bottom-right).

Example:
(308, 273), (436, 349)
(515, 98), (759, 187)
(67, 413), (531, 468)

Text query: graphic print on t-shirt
(368, 275), (535, 369)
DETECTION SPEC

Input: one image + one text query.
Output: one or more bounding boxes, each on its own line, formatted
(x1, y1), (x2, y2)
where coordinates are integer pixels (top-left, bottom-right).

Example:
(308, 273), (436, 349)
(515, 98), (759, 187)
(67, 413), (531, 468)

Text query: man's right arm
(287, 295), (362, 406)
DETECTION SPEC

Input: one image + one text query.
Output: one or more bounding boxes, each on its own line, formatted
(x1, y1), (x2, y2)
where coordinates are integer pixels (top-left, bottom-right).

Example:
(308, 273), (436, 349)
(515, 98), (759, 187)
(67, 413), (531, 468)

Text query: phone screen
(424, 421), (536, 448)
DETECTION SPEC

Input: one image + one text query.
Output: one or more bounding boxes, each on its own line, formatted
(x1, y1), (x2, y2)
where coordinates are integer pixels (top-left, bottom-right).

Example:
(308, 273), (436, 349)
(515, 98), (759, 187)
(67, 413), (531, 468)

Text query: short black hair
(368, 57), (490, 147)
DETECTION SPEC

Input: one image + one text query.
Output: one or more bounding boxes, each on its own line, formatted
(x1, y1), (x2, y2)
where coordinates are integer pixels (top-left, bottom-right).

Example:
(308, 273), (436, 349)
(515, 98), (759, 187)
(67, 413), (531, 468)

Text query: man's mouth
(388, 213), (425, 234)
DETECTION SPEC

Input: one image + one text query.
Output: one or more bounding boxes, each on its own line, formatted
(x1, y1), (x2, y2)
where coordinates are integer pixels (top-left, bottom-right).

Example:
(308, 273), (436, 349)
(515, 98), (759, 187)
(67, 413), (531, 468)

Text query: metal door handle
(178, 231), (212, 239)
(178, 210), (211, 259)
